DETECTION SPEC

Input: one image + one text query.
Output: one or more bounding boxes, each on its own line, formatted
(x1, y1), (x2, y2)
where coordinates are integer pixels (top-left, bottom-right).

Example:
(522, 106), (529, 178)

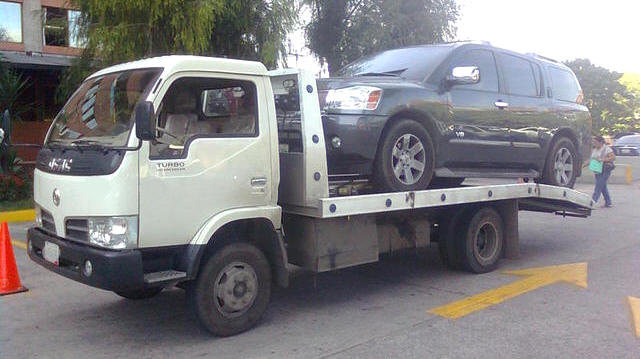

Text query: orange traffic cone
(0, 222), (28, 295)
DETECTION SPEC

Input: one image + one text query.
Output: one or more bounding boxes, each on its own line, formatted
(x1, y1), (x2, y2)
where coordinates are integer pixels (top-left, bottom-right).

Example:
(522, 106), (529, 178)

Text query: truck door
(445, 49), (511, 168)
(138, 73), (273, 248)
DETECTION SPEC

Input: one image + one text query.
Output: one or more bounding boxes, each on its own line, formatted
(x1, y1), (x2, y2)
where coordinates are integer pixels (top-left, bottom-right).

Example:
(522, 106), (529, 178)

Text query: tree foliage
(57, 0), (295, 102)
(565, 59), (636, 134)
(306, 0), (459, 74)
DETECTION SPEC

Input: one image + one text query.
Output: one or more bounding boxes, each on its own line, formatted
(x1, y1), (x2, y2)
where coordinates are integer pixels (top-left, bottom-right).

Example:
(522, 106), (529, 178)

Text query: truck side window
(499, 53), (538, 97)
(450, 49), (499, 92)
(151, 77), (258, 158)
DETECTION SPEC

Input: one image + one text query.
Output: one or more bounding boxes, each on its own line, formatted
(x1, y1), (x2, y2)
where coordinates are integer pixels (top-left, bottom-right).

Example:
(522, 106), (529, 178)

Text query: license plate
(622, 149), (630, 154)
(43, 241), (60, 266)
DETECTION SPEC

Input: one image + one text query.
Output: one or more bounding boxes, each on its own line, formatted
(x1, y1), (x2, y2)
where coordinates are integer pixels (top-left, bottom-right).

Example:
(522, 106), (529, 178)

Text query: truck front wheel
(189, 242), (271, 336)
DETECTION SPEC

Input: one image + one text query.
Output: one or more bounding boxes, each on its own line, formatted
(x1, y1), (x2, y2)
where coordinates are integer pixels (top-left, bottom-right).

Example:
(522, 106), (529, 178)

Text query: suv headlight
(87, 216), (138, 249)
(325, 86), (382, 111)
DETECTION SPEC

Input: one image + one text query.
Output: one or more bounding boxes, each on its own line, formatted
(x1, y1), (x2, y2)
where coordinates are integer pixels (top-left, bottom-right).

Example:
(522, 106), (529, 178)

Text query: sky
(456, 0), (640, 74)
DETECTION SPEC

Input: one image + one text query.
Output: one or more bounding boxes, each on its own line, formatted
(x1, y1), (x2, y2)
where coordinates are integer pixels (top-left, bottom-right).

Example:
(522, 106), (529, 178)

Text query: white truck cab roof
(88, 55), (269, 80)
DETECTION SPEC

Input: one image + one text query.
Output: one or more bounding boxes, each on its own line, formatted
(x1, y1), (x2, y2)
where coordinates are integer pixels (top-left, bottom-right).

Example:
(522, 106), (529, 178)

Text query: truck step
(143, 270), (187, 284)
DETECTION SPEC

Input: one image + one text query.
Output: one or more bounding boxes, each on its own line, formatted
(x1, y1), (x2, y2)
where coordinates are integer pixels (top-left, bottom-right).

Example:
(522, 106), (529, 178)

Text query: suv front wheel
(374, 119), (435, 192)
(542, 137), (578, 188)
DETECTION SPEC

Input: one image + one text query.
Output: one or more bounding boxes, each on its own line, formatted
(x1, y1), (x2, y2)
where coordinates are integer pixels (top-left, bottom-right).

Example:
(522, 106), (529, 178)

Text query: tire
(374, 119), (435, 192)
(115, 287), (163, 300)
(429, 177), (465, 188)
(437, 208), (466, 270)
(457, 207), (504, 274)
(541, 137), (578, 188)
(189, 242), (271, 337)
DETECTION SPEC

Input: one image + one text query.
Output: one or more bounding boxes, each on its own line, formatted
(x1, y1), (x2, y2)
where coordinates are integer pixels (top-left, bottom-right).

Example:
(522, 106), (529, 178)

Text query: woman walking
(585, 135), (616, 208)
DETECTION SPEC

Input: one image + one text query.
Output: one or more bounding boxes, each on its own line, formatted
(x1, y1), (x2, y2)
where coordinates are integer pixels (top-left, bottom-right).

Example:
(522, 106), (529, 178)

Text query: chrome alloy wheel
(213, 261), (259, 318)
(553, 147), (574, 186)
(392, 134), (426, 185)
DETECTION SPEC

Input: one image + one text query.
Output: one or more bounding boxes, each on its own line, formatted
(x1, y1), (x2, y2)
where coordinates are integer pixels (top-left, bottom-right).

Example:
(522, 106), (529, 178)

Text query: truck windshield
(47, 68), (161, 147)
(337, 45), (453, 81)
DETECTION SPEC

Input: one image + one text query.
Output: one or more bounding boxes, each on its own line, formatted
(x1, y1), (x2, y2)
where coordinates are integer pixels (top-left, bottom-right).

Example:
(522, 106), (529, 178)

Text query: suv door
(138, 73), (272, 248)
(445, 48), (510, 169)
(497, 53), (551, 171)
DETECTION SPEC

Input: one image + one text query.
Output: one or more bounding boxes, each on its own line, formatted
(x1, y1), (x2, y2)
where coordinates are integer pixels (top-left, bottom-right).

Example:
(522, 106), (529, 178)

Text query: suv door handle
(494, 101), (509, 109)
(251, 177), (267, 187)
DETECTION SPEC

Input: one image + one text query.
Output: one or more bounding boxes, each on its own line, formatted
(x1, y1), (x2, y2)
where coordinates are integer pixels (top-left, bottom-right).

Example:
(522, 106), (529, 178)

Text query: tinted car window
(499, 53), (538, 97)
(450, 49), (499, 92)
(549, 67), (581, 103)
(337, 46), (453, 81)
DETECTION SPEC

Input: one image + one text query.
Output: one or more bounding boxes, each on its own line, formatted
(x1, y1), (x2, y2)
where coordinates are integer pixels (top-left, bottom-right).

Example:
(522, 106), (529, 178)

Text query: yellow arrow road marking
(628, 296), (640, 338)
(429, 262), (587, 319)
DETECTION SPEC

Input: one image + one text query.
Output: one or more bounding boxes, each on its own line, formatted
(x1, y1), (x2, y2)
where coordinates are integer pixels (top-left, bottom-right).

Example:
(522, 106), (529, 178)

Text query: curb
(0, 209), (36, 223)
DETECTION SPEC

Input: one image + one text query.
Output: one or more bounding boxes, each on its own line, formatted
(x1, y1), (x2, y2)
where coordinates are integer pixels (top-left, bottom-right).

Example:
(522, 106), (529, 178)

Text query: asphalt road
(1, 182), (639, 358)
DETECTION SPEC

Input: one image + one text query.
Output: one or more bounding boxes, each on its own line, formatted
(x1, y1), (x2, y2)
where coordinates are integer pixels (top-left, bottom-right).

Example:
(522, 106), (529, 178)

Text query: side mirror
(447, 66), (480, 86)
(135, 101), (156, 141)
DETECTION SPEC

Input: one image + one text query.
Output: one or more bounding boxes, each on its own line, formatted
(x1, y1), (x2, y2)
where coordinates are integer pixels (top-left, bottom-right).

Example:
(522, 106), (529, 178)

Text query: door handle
(251, 177), (267, 187)
(494, 100), (509, 109)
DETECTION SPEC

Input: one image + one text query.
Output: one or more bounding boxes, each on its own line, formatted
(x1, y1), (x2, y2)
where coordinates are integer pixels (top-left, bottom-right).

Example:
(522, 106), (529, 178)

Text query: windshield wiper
(70, 139), (109, 147)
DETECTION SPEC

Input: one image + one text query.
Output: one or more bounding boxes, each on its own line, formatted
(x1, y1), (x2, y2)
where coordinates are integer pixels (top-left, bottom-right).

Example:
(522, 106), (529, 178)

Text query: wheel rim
(553, 147), (574, 185)
(212, 261), (259, 318)
(391, 133), (426, 185)
(473, 222), (498, 263)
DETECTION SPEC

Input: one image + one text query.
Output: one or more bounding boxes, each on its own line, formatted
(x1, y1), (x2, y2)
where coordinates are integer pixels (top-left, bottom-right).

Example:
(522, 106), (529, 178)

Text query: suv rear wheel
(542, 137), (578, 188)
(374, 119), (435, 192)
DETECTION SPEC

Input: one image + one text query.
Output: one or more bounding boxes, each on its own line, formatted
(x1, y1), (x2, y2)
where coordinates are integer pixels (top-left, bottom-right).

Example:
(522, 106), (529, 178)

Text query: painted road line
(11, 240), (27, 250)
(628, 296), (640, 338)
(0, 209), (36, 223)
(429, 262), (588, 319)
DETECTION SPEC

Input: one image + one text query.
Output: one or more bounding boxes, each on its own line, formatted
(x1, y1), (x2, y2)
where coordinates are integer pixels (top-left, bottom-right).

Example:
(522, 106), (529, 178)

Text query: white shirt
(591, 145), (613, 161)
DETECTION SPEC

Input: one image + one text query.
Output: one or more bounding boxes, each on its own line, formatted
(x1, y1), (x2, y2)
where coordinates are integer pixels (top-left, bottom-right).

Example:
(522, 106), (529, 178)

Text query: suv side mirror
(135, 101), (156, 141)
(447, 66), (480, 86)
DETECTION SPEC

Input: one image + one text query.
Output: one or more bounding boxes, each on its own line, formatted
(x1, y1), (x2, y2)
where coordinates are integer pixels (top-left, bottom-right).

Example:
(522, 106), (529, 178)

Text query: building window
(0, 1), (22, 43)
(43, 7), (85, 48)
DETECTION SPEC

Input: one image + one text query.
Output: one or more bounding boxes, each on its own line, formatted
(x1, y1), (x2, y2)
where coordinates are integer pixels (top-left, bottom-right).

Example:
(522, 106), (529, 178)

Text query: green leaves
(306, 0), (459, 74)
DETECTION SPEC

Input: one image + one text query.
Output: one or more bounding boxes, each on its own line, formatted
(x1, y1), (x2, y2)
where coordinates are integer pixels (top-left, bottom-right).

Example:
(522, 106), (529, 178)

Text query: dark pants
(593, 168), (612, 206)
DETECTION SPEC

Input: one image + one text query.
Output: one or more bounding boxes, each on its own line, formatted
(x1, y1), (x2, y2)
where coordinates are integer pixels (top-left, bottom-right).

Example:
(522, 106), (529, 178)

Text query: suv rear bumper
(27, 227), (145, 291)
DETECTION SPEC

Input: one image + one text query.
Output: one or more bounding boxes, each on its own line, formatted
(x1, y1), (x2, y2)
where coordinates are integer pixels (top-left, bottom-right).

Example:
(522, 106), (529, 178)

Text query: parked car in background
(612, 134), (640, 156)
(317, 41), (592, 191)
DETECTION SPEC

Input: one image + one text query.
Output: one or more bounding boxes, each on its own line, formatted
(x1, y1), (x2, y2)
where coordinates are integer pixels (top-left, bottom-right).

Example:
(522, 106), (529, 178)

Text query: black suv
(317, 42), (591, 191)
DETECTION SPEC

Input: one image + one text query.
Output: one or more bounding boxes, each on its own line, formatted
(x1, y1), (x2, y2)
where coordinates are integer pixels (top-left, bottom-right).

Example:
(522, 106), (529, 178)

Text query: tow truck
(27, 56), (592, 336)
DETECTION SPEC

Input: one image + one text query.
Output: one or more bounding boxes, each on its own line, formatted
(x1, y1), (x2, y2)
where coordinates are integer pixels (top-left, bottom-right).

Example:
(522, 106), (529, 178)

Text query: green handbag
(589, 158), (603, 174)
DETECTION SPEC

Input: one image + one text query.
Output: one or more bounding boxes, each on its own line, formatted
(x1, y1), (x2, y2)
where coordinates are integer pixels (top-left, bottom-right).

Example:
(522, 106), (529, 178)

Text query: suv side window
(451, 49), (499, 92)
(499, 53), (538, 97)
(151, 77), (258, 159)
(549, 67), (581, 103)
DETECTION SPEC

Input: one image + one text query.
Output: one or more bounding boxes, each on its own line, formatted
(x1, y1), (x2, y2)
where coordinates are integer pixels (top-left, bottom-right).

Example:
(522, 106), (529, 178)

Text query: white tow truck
(27, 56), (592, 336)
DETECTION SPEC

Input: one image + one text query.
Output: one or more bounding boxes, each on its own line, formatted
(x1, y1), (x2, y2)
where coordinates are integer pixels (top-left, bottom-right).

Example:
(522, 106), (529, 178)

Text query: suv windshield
(47, 68), (161, 147)
(337, 45), (453, 81)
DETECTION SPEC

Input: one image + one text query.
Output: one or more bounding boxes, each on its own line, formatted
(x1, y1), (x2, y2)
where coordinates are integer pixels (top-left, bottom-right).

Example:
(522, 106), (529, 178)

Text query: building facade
(1, 0), (83, 122)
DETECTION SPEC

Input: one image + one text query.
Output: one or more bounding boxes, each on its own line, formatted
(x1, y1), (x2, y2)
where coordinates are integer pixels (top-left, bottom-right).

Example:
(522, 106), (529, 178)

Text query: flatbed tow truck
(27, 56), (592, 336)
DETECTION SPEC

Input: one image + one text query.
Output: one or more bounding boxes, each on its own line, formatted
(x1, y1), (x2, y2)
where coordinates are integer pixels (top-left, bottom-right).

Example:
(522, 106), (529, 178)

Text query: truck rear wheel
(189, 242), (271, 337)
(457, 207), (504, 274)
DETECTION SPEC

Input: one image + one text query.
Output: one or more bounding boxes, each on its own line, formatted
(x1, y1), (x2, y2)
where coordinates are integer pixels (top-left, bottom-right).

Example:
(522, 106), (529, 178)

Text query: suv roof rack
(525, 53), (560, 64)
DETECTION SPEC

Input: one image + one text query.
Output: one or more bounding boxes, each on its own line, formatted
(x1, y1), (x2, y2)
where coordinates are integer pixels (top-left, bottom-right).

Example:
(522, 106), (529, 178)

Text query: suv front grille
(41, 209), (56, 233)
(65, 219), (89, 242)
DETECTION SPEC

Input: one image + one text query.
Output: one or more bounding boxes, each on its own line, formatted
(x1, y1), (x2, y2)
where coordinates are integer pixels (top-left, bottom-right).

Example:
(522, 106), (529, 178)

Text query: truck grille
(41, 209), (56, 233)
(65, 219), (89, 242)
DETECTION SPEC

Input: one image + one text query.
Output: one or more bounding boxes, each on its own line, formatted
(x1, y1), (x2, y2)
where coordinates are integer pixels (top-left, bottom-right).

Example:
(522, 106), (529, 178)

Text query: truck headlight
(325, 86), (382, 111)
(87, 216), (138, 249)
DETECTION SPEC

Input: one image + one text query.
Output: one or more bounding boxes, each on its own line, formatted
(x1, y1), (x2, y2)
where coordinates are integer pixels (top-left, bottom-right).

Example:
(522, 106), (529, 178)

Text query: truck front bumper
(27, 227), (145, 291)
